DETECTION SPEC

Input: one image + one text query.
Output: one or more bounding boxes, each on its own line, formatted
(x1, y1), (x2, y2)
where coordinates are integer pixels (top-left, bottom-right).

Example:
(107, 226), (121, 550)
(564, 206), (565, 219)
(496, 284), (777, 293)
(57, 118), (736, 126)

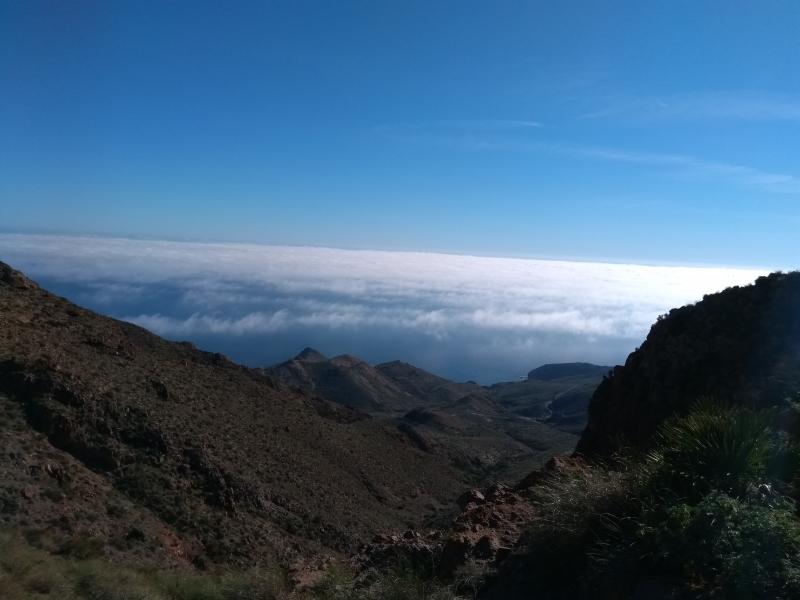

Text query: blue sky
(2, 1), (800, 267)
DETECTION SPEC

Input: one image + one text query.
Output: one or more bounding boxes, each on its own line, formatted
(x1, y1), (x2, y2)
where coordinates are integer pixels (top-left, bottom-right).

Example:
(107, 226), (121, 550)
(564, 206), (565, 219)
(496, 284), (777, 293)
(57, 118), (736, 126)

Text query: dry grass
(0, 530), (287, 600)
(0, 530), (470, 600)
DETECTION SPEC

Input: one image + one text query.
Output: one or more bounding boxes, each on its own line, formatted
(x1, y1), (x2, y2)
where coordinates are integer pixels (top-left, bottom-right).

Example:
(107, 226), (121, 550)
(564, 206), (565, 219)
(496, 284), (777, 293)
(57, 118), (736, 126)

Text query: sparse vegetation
(0, 529), (287, 600)
(305, 565), (467, 600)
(0, 530), (475, 600)
(493, 400), (800, 598)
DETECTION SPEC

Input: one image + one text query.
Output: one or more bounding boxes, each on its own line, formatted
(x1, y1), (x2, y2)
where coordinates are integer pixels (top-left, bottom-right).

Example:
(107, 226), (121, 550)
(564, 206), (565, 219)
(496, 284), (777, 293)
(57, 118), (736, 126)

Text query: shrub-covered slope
(482, 401), (800, 599)
(578, 271), (800, 457)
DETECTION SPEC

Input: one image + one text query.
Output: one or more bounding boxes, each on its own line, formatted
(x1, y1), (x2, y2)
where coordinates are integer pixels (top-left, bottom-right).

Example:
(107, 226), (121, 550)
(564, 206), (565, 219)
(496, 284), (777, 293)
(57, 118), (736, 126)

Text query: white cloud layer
(0, 234), (771, 380)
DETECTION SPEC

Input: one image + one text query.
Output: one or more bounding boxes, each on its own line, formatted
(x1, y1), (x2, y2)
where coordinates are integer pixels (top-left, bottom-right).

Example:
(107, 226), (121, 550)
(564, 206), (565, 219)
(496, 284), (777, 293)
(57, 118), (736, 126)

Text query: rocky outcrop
(354, 455), (591, 581)
(438, 455), (594, 577)
(439, 482), (537, 574)
(356, 529), (445, 575)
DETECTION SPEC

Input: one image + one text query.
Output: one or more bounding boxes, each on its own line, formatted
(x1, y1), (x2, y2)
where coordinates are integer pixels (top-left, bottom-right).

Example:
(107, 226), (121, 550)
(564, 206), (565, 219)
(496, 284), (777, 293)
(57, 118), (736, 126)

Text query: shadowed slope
(578, 271), (800, 457)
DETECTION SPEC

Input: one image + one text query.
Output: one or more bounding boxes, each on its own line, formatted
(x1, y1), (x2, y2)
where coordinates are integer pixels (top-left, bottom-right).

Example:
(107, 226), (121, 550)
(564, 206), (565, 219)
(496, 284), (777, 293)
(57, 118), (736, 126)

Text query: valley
(262, 348), (606, 484)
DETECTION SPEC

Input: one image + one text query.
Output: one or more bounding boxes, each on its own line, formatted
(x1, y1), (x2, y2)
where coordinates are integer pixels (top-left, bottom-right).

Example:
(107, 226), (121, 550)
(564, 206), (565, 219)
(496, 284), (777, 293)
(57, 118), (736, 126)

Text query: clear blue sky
(2, 1), (799, 267)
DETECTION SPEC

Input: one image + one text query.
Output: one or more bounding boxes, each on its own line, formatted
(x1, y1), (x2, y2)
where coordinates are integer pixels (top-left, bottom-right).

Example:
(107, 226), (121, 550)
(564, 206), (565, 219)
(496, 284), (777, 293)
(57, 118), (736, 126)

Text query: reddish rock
(439, 481), (538, 575)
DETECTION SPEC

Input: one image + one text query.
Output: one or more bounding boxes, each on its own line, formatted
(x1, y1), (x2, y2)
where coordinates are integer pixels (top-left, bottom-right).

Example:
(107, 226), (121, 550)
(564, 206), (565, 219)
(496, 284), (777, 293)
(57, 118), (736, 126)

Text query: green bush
(643, 400), (777, 499)
(505, 400), (800, 598)
(597, 402), (800, 597)
(631, 491), (800, 598)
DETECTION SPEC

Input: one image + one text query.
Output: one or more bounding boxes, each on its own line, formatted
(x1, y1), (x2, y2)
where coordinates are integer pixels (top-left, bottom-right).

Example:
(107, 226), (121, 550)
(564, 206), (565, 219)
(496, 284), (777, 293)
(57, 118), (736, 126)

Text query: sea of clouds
(0, 234), (769, 382)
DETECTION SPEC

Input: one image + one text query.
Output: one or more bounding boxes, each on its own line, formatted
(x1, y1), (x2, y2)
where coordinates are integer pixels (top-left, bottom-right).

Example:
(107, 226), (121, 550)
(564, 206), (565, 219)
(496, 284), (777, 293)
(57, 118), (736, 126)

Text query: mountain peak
(294, 347), (327, 362)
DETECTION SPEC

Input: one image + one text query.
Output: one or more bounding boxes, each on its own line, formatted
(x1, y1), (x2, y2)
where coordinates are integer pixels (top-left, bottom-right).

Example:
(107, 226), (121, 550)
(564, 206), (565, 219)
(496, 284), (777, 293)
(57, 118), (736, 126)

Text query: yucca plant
(644, 399), (776, 500)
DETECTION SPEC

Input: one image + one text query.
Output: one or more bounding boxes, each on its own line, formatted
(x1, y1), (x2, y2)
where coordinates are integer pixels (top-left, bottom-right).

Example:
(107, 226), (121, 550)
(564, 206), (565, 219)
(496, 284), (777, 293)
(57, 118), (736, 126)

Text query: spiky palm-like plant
(645, 399), (776, 499)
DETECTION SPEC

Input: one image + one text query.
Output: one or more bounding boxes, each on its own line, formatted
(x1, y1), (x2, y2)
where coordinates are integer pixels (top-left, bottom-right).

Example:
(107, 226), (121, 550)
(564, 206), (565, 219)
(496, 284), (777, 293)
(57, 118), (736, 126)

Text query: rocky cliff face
(577, 271), (800, 457)
(0, 261), (465, 567)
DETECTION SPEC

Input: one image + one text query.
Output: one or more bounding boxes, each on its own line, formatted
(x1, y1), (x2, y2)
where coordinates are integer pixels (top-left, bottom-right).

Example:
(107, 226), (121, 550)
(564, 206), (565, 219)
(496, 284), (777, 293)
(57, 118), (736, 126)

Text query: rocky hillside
(0, 261), (466, 568)
(263, 351), (489, 415)
(577, 271), (800, 457)
(375, 360), (483, 406)
(262, 349), (425, 414)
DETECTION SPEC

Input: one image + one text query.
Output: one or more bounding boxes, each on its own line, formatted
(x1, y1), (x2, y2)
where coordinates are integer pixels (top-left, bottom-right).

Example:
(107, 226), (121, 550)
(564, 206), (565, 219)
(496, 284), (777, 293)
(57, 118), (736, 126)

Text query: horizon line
(0, 229), (783, 273)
